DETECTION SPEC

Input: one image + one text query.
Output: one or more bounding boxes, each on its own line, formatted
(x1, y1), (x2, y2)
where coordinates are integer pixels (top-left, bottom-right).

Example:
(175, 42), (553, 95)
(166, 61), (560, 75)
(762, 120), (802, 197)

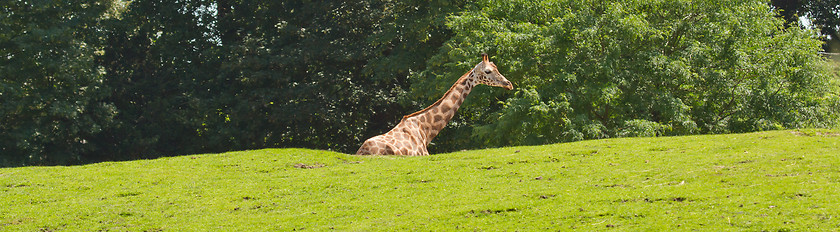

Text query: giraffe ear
(481, 53), (489, 62)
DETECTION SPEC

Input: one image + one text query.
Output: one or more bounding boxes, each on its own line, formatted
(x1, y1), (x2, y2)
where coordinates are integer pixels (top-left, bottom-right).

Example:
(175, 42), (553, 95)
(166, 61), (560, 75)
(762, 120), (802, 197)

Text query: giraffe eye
(484, 70), (491, 74)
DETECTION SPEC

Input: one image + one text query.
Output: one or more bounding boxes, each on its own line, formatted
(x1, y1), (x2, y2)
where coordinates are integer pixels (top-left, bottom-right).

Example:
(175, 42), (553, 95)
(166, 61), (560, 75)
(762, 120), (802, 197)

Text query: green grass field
(2, 129), (839, 231)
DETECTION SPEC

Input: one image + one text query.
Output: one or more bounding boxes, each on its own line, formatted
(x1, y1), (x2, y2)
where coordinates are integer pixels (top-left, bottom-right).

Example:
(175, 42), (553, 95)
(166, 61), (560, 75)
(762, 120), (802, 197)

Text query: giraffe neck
(406, 70), (478, 145)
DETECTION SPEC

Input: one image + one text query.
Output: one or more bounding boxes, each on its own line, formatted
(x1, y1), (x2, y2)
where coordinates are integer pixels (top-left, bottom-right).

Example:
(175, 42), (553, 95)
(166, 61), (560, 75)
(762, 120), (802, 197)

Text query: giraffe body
(356, 54), (512, 156)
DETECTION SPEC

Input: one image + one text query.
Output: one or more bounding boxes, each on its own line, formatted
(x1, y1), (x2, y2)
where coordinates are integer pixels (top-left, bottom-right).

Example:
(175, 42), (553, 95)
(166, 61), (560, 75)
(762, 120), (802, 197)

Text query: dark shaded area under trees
(2, 0), (838, 166)
(772, 0), (840, 52)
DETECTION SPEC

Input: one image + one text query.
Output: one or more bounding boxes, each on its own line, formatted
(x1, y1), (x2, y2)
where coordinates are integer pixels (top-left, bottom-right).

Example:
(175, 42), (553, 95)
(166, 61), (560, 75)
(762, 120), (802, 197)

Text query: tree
(1, 1), (118, 165)
(411, 0), (839, 151)
(0, 0), (466, 165)
(771, 0), (840, 52)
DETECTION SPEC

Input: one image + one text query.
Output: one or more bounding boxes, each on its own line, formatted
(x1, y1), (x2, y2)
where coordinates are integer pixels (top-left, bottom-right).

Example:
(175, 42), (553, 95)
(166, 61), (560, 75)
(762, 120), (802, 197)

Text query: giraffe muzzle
(503, 81), (513, 90)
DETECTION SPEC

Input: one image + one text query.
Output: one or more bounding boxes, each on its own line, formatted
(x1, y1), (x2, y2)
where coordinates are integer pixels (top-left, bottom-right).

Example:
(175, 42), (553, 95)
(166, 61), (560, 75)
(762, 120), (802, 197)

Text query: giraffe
(355, 53), (513, 156)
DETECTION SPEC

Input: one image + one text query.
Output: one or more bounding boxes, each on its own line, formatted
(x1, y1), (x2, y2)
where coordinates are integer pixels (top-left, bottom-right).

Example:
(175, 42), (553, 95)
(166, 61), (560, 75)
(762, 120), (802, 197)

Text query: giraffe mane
(402, 70), (473, 120)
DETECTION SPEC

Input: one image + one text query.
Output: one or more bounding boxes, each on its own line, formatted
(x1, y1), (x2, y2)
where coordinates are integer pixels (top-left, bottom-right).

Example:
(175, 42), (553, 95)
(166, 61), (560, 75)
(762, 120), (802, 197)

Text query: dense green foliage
(2, 0), (464, 165)
(1, 1), (118, 164)
(1, 0), (838, 165)
(414, 0), (840, 151)
(2, 130), (839, 230)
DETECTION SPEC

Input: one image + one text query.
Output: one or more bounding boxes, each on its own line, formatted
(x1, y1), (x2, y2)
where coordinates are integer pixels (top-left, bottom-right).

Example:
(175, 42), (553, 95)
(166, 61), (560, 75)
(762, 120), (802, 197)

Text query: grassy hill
(2, 129), (839, 231)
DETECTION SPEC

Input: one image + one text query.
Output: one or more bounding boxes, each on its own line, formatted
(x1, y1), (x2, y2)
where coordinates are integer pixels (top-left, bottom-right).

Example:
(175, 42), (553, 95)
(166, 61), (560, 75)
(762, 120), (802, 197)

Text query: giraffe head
(472, 53), (514, 90)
